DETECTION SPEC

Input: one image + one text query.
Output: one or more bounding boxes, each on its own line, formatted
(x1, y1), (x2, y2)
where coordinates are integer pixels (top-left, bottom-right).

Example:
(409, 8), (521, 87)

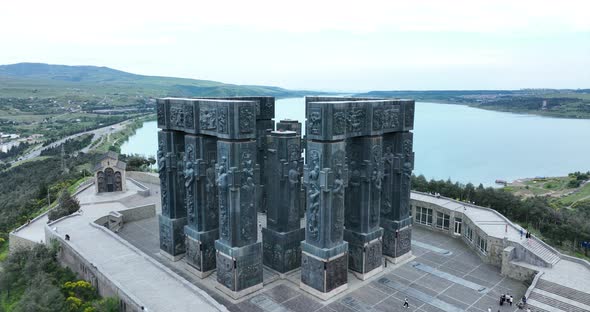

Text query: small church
(94, 151), (126, 193)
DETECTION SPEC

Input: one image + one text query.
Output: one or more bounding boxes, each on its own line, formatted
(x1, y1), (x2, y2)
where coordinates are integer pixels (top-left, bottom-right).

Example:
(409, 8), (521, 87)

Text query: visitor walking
(500, 294), (505, 305)
(520, 228), (524, 239)
(403, 298), (409, 308)
(509, 295), (513, 306)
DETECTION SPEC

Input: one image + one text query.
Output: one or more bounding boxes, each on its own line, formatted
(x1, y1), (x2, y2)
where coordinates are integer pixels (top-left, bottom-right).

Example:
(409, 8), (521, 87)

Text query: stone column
(212, 100), (263, 299)
(344, 135), (384, 280)
(381, 100), (415, 263)
(262, 131), (305, 274)
(157, 129), (187, 261)
(183, 134), (218, 277)
(276, 119), (305, 218)
(301, 101), (349, 300)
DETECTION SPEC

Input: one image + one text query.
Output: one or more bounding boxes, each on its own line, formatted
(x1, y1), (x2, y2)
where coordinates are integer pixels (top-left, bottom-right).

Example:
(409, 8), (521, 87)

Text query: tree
(13, 273), (67, 312)
(48, 190), (80, 222)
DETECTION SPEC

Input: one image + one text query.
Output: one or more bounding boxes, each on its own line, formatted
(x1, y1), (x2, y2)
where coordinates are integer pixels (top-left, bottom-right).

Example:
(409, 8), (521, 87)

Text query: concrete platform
(120, 216), (529, 312)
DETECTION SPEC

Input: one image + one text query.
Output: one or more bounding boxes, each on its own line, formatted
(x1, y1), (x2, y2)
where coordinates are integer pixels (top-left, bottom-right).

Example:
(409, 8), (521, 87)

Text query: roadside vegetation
(0, 243), (118, 312)
(412, 174), (590, 259)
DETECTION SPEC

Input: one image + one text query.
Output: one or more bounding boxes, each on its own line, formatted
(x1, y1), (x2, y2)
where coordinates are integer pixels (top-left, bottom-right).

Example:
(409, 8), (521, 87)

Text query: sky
(0, 0), (589, 91)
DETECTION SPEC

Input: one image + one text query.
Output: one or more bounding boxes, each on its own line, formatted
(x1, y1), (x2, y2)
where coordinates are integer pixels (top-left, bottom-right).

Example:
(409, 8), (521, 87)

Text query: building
(94, 151), (127, 193)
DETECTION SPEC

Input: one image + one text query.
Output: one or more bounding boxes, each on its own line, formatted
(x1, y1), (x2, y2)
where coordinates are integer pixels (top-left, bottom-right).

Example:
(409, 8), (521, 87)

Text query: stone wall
(126, 171), (160, 185)
(501, 246), (538, 281)
(44, 225), (146, 312)
(8, 232), (39, 252)
(119, 204), (156, 223)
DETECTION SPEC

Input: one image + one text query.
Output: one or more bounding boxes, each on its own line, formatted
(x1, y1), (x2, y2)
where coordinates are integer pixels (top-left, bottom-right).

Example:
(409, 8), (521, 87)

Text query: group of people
(488, 294), (529, 311)
(500, 293), (514, 306)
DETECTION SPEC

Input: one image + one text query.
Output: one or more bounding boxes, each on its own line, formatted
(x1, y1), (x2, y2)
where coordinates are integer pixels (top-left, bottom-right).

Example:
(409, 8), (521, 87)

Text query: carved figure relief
(239, 106), (255, 133)
(370, 145), (382, 227)
(158, 140), (169, 215)
(288, 161), (301, 226)
(307, 150), (321, 241)
(159, 222), (171, 252)
(205, 162), (218, 223)
(184, 144), (195, 224)
(331, 150), (345, 241)
(372, 108), (384, 130)
(200, 107), (217, 130)
(347, 106), (365, 133)
(217, 107), (228, 134)
(216, 254), (234, 289)
(381, 145), (394, 217)
(184, 104), (194, 129)
(383, 108), (399, 129)
(217, 156), (229, 241)
(169, 105), (185, 128)
(333, 111), (346, 134)
(241, 176), (256, 242)
(157, 102), (165, 125)
(309, 110), (322, 135)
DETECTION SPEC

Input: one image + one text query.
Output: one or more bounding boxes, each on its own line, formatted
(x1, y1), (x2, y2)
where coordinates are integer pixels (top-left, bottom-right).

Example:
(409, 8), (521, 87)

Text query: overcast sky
(1, 0), (589, 91)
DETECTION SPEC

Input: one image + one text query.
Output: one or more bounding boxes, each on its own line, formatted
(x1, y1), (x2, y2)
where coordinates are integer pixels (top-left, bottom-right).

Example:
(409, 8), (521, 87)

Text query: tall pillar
(262, 131), (305, 274)
(301, 101), (349, 300)
(157, 129), (187, 261)
(276, 119), (305, 218)
(381, 100), (415, 263)
(213, 100), (263, 299)
(344, 135), (384, 280)
(183, 134), (218, 277)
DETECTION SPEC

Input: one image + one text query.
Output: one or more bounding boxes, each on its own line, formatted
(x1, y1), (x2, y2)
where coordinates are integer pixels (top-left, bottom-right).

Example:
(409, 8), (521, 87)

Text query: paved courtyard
(119, 217), (527, 312)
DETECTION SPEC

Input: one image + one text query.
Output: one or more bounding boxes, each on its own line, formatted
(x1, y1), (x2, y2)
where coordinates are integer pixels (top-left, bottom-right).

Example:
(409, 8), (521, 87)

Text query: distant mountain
(0, 62), (319, 99)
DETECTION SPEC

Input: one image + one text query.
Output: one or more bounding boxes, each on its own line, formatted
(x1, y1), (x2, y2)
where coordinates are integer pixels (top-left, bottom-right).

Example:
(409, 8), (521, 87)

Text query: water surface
(121, 98), (590, 186)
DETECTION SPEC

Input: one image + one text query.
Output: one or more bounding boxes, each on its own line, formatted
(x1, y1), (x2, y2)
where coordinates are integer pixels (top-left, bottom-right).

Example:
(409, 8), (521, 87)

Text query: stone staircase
(536, 280), (590, 307)
(527, 280), (590, 312)
(522, 238), (561, 267)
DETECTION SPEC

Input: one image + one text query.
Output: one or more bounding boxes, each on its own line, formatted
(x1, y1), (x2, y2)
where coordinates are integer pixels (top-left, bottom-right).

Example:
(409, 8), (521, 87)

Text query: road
(14, 120), (130, 163)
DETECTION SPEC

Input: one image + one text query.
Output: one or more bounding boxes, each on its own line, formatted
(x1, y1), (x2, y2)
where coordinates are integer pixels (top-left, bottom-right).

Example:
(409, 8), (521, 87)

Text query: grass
(553, 182), (590, 207)
(0, 243), (7, 262)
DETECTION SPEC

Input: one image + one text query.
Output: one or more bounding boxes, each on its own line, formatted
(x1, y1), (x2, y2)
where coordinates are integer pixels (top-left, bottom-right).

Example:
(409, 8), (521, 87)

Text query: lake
(121, 98), (590, 186)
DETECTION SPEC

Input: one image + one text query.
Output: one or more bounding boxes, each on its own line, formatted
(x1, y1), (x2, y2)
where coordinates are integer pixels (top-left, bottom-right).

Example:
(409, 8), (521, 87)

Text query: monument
(156, 97), (274, 298)
(156, 95), (414, 301)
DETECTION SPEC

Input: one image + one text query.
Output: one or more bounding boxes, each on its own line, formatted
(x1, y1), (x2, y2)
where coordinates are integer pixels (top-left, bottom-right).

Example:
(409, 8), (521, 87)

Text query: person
(509, 295), (513, 306)
(526, 308), (531, 312)
(520, 228), (524, 239)
(522, 295), (527, 304)
(500, 294), (505, 305)
(65, 234), (70, 241)
(403, 298), (409, 308)
(487, 307), (491, 312)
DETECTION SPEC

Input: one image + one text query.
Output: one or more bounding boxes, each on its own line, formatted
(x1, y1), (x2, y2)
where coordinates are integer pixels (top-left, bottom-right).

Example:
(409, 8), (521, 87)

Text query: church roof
(94, 152), (126, 172)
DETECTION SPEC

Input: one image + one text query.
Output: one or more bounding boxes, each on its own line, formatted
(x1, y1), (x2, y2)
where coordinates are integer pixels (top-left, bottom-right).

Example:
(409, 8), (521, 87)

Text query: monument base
(352, 263), (383, 281)
(215, 241), (263, 299)
(215, 280), (263, 300)
(262, 227), (305, 273)
(300, 281), (348, 301)
(158, 215), (187, 259)
(184, 262), (214, 278)
(382, 223), (412, 260)
(344, 228), (384, 277)
(385, 250), (413, 264)
(300, 245), (348, 300)
(160, 250), (185, 262)
(184, 227), (217, 278)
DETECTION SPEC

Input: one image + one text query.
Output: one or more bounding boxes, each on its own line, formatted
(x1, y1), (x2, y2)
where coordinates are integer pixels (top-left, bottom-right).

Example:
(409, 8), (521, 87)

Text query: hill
(0, 62), (312, 100)
(356, 89), (590, 118)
